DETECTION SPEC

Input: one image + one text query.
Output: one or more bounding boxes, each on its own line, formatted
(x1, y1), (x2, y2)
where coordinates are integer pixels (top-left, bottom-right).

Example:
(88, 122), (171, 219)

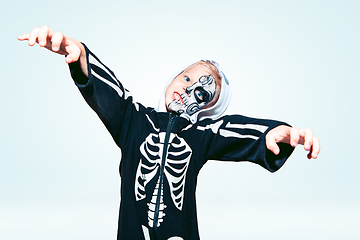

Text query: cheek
(165, 80), (179, 99)
(164, 85), (174, 105)
(164, 92), (170, 106)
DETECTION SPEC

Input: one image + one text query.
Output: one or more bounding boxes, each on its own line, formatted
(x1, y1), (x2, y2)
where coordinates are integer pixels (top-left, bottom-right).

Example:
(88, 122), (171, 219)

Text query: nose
(184, 86), (191, 95)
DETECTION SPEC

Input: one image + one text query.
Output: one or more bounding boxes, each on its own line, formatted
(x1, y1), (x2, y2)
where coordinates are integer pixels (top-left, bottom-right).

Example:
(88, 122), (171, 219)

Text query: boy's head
(165, 60), (222, 116)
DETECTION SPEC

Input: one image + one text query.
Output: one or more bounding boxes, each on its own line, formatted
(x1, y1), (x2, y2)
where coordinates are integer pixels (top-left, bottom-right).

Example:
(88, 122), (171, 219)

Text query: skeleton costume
(69, 45), (295, 240)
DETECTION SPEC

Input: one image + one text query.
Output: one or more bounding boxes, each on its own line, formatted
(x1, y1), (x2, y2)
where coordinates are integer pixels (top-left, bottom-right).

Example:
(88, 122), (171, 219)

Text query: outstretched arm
(266, 125), (320, 159)
(17, 25), (88, 77)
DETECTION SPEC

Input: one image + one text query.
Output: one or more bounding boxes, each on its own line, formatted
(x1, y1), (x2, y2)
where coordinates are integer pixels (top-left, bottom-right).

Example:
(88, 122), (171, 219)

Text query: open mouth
(173, 92), (184, 104)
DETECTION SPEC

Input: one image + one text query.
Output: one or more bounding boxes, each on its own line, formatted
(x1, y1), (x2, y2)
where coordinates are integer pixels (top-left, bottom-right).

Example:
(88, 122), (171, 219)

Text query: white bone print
(135, 132), (192, 228)
(142, 225), (184, 240)
(147, 177), (166, 227)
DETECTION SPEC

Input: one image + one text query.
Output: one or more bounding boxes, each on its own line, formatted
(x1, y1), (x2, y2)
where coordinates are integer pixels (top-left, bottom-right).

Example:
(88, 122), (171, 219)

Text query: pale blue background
(1, 0), (359, 239)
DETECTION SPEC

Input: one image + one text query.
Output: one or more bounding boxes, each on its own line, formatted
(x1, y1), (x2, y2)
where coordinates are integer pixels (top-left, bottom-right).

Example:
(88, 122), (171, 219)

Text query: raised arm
(18, 25), (141, 148)
(17, 25), (88, 77)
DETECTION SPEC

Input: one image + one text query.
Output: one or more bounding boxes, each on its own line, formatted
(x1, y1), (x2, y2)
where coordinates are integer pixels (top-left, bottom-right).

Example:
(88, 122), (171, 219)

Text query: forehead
(183, 63), (214, 76)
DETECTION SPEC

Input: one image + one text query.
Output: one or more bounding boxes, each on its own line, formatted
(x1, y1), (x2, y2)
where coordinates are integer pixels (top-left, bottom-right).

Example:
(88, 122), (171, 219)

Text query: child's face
(165, 64), (218, 115)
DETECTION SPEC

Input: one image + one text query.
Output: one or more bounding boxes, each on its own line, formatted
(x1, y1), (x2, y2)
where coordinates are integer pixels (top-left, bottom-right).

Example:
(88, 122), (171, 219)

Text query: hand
(17, 25), (85, 65)
(266, 125), (320, 159)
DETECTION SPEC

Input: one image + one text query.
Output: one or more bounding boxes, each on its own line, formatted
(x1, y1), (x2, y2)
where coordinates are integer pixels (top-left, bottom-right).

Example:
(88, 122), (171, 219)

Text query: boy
(18, 26), (320, 240)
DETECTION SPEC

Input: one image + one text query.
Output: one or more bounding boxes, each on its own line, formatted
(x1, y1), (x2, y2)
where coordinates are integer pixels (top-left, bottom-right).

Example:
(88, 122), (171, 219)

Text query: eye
(185, 77), (190, 82)
(195, 89), (203, 100)
(194, 87), (210, 103)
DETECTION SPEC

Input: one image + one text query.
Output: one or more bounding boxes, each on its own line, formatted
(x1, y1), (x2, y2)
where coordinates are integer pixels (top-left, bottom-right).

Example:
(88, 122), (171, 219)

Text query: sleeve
(197, 115), (295, 172)
(68, 43), (140, 148)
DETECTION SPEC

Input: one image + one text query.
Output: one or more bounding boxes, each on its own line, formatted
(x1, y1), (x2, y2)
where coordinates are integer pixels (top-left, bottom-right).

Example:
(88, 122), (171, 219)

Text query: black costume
(69, 45), (294, 240)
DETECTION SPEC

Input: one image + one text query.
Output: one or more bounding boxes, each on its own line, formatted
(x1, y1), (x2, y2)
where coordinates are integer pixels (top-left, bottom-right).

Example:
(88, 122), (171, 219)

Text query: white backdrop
(1, 0), (359, 239)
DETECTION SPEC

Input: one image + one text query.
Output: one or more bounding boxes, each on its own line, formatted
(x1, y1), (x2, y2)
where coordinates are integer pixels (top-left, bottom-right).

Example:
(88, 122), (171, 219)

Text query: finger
(310, 136), (320, 159)
(28, 27), (40, 46)
(289, 127), (299, 147)
(50, 31), (64, 52)
(17, 33), (30, 41)
(266, 134), (280, 155)
(38, 25), (52, 47)
(65, 43), (81, 63)
(302, 129), (313, 151)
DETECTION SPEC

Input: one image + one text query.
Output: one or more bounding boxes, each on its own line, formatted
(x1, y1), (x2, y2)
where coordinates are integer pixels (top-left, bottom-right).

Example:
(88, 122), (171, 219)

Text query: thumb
(64, 44), (81, 64)
(266, 134), (280, 155)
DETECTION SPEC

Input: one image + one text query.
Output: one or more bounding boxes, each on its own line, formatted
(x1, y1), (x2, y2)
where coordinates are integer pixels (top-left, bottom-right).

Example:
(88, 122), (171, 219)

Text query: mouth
(173, 92), (184, 104)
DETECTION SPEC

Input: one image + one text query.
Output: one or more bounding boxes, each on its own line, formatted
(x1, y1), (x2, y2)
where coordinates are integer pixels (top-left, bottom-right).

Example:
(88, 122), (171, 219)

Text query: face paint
(167, 75), (217, 115)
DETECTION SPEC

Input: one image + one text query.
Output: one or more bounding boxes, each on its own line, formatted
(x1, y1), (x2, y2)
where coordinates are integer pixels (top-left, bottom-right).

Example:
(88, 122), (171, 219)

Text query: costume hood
(156, 60), (231, 124)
